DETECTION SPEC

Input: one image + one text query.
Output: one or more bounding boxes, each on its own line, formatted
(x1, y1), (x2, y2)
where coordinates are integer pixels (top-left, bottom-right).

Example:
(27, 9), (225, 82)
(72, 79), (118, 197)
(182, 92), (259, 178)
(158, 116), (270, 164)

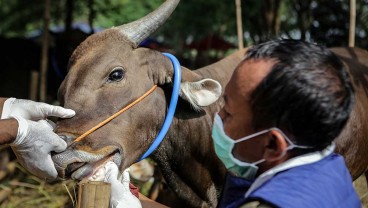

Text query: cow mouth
(68, 151), (120, 180)
(65, 162), (86, 176)
(52, 146), (122, 181)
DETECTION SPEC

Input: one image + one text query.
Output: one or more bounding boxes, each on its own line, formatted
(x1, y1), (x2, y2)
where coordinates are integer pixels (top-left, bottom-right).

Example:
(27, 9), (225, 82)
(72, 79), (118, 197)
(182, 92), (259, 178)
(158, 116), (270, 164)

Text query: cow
(52, 0), (368, 207)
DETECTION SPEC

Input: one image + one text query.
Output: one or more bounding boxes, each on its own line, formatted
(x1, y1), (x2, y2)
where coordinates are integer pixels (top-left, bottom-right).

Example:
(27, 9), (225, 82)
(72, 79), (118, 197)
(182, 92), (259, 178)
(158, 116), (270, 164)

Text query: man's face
(218, 58), (275, 163)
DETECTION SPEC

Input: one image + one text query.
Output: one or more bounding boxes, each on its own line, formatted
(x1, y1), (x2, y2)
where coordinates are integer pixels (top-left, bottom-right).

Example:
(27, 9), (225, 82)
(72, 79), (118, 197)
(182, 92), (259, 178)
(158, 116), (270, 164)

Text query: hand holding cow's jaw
(0, 97), (76, 181)
(10, 116), (68, 181)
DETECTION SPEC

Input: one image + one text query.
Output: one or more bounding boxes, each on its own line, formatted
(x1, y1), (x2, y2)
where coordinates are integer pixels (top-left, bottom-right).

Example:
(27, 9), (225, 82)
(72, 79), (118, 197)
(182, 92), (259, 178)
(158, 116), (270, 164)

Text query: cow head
(52, 0), (222, 180)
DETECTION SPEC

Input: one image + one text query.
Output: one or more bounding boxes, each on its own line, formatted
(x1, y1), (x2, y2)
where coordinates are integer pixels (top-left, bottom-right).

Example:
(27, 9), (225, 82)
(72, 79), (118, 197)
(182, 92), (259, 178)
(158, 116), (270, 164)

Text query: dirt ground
(354, 174), (368, 207)
(0, 159), (368, 207)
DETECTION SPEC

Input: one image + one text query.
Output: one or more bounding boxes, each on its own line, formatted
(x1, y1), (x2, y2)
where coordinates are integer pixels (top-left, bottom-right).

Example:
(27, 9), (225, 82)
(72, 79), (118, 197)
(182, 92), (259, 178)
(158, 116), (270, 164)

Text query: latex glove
(104, 162), (142, 208)
(10, 116), (67, 181)
(1, 98), (75, 120)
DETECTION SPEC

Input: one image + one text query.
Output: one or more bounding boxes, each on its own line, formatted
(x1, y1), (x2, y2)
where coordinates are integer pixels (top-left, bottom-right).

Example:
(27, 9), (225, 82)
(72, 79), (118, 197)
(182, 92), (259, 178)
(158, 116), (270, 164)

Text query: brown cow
(331, 47), (368, 179)
(52, 0), (368, 207)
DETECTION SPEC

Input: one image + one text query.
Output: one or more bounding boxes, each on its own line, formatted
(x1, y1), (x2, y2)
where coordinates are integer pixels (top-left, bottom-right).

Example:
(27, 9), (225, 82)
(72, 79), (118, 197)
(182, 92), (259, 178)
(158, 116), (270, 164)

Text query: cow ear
(137, 49), (222, 109)
(179, 78), (222, 110)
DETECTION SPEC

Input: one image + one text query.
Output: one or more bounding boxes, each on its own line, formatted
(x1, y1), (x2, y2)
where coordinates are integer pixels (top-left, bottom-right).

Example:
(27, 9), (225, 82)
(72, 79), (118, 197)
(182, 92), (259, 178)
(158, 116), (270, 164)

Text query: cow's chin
(52, 146), (122, 181)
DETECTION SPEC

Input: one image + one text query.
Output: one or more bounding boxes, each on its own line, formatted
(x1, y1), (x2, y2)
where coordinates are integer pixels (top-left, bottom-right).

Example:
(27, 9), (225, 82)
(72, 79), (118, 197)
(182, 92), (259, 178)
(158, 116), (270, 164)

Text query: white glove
(10, 116), (67, 181)
(1, 98), (75, 120)
(104, 162), (142, 208)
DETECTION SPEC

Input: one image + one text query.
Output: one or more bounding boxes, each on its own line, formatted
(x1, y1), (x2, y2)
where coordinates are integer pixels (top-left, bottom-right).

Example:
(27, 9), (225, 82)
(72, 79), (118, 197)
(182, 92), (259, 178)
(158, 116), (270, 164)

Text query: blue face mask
(211, 113), (312, 180)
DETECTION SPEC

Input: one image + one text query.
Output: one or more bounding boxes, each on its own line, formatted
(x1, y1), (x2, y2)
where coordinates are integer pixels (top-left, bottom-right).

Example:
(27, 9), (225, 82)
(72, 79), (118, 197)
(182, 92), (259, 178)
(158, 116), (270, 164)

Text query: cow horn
(117, 0), (180, 46)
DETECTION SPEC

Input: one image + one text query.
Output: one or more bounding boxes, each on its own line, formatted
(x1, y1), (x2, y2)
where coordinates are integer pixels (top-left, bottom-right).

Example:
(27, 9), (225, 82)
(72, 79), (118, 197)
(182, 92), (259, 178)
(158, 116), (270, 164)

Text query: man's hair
(244, 39), (354, 150)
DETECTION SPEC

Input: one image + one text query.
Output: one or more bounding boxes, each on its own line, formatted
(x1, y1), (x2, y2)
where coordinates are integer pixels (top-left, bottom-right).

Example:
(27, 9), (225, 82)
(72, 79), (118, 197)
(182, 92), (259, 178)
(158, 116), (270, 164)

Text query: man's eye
(108, 67), (125, 82)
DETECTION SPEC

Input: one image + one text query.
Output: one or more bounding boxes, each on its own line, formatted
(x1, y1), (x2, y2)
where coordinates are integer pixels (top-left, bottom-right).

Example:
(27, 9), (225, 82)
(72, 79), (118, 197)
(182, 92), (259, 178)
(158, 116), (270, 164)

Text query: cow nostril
(58, 135), (76, 145)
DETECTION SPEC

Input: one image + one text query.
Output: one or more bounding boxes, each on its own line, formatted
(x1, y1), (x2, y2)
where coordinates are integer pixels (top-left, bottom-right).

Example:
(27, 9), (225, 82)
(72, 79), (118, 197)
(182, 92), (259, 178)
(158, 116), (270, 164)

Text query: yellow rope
(74, 85), (158, 142)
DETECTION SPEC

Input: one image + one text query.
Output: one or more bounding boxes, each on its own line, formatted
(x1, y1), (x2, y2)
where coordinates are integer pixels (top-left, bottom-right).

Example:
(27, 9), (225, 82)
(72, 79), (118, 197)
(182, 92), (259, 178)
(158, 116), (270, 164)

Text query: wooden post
(349, 0), (356, 47)
(29, 71), (39, 100)
(77, 181), (111, 208)
(235, 0), (244, 50)
(40, 0), (50, 102)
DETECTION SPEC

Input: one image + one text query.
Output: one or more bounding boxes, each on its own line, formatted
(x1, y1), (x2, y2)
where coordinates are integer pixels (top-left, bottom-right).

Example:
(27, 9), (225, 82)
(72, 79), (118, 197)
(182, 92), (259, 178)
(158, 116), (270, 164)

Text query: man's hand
(0, 98), (75, 181)
(10, 116), (67, 181)
(104, 162), (142, 208)
(1, 98), (75, 120)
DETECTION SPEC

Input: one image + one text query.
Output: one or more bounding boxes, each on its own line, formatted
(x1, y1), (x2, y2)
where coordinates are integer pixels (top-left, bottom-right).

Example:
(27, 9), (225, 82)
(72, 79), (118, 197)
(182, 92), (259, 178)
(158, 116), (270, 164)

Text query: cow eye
(108, 67), (125, 82)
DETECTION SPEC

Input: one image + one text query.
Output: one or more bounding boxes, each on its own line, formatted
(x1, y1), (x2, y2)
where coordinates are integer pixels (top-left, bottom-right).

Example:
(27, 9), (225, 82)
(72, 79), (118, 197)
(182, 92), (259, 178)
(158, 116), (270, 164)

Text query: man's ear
(263, 130), (288, 161)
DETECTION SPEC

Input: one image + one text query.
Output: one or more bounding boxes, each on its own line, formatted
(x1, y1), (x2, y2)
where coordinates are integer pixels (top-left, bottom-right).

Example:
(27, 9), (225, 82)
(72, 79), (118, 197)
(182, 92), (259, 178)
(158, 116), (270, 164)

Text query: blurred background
(0, 0), (367, 207)
(0, 0), (367, 101)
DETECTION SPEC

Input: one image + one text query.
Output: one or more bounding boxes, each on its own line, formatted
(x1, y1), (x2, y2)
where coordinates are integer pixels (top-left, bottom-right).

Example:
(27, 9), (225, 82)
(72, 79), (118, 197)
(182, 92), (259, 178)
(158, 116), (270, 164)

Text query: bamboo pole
(235, 0), (244, 50)
(40, 0), (50, 102)
(77, 181), (111, 208)
(349, 0), (356, 47)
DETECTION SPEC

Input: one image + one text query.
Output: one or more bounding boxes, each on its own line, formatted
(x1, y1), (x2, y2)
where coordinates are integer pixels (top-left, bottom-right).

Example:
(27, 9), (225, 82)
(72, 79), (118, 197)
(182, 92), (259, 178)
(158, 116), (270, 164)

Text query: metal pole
(40, 0), (50, 102)
(235, 0), (244, 49)
(349, 0), (356, 47)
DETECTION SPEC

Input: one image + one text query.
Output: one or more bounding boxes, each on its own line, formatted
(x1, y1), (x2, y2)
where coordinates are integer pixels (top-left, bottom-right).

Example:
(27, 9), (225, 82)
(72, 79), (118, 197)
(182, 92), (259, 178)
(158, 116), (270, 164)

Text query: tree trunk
(29, 71), (39, 100)
(88, 0), (96, 34)
(272, 0), (282, 35)
(39, 0), (50, 102)
(290, 0), (312, 40)
(349, 0), (356, 47)
(263, 0), (281, 36)
(235, 0), (244, 49)
(65, 0), (74, 33)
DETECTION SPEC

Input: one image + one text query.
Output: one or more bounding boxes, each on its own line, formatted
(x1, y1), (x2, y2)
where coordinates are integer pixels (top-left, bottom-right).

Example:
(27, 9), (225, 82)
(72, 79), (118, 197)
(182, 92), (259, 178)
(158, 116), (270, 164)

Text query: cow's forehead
(68, 29), (134, 68)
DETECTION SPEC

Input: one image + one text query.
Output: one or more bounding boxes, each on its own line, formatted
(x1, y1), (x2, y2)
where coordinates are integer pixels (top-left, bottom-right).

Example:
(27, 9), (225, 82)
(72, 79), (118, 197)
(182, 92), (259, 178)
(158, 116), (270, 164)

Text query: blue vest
(219, 153), (361, 208)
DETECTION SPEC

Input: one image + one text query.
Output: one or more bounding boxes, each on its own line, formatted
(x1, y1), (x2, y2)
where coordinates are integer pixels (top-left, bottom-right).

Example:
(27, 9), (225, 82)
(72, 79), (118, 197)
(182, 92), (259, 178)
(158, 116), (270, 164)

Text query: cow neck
(71, 53), (182, 162)
(139, 53), (182, 160)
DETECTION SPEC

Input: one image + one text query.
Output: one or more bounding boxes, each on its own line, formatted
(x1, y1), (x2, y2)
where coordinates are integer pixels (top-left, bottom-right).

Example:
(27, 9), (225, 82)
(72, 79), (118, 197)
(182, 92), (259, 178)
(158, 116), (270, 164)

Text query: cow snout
(58, 134), (76, 146)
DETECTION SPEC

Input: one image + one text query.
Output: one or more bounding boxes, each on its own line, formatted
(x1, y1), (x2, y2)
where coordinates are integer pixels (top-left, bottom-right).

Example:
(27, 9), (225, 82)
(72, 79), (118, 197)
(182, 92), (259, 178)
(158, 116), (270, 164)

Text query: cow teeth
(88, 166), (106, 181)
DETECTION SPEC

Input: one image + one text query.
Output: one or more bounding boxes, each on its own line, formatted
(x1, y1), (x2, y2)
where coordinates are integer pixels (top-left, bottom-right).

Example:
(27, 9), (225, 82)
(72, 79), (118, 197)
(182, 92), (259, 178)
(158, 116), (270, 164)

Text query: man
(214, 39), (360, 207)
(103, 39), (361, 208)
(0, 97), (75, 181)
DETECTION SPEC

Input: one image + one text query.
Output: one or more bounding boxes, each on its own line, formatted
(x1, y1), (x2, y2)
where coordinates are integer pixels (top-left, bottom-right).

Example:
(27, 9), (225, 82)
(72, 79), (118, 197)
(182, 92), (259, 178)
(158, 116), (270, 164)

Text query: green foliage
(0, 0), (367, 49)
(0, 0), (165, 36)
(157, 0), (237, 53)
(92, 0), (165, 28)
(241, 0), (274, 44)
(0, 0), (44, 36)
